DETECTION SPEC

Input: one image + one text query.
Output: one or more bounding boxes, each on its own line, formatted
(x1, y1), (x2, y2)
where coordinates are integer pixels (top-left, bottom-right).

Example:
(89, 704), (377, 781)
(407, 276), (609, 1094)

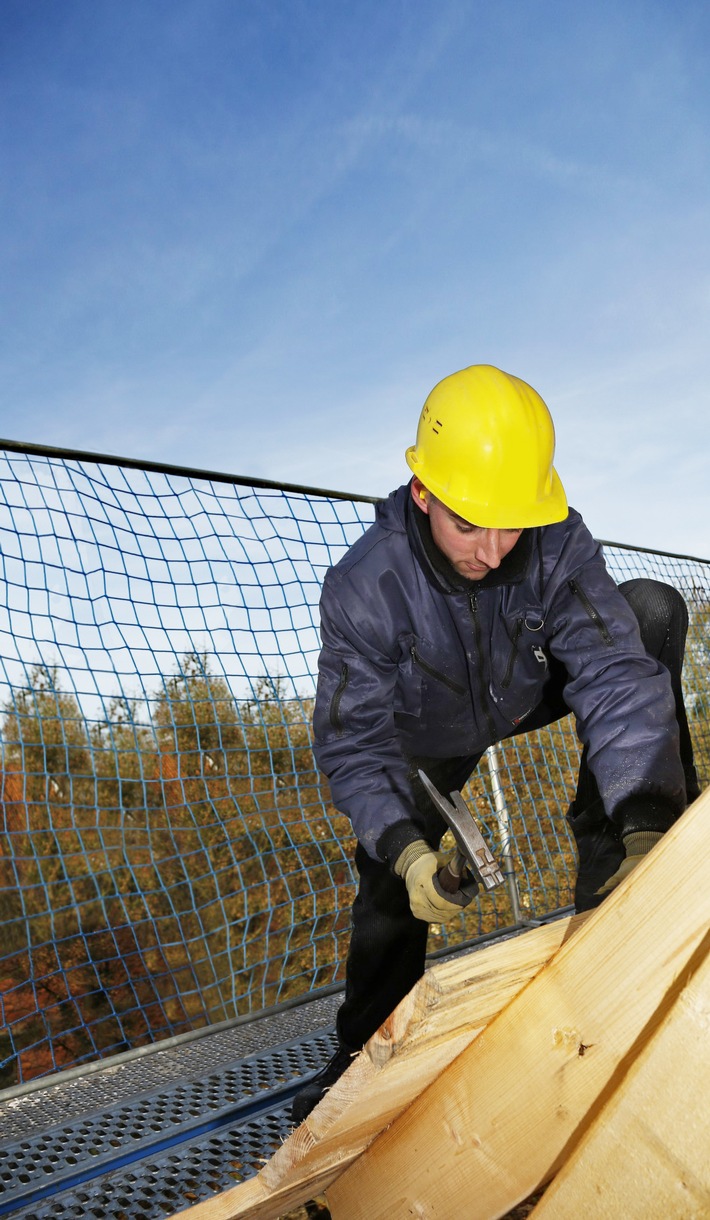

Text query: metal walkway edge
(0, 912), (572, 1219)
(0, 995), (342, 1219)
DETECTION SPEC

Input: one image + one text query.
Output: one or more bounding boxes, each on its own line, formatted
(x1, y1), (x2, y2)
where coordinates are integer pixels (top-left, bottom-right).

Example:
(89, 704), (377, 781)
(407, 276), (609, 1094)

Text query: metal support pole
(485, 743), (523, 925)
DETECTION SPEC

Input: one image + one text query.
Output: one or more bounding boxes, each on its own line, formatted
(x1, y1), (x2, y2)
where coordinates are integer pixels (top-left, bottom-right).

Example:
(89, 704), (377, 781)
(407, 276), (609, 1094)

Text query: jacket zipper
(410, 646), (466, 696)
(329, 662), (349, 732)
(468, 592), (498, 740)
(568, 579), (614, 646)
(501, 619), (524, 689)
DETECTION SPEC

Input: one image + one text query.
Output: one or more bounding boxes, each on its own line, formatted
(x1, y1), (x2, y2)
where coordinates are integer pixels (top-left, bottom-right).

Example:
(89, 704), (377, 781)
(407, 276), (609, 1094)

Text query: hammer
(418, 768), (505, 895)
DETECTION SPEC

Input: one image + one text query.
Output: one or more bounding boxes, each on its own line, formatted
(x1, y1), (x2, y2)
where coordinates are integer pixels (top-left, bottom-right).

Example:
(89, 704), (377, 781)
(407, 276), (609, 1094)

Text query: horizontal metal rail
(1, 436), (707, 563)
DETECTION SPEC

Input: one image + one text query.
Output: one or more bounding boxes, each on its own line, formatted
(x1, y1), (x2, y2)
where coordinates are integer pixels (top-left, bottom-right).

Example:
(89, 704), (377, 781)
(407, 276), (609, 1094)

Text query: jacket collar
(405, 486), (533, 593)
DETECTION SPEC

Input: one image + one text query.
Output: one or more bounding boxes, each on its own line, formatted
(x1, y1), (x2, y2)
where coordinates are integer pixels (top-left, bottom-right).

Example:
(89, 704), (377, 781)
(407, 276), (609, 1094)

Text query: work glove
(394, 839), (478, 924)
(595, 830), (663, 897)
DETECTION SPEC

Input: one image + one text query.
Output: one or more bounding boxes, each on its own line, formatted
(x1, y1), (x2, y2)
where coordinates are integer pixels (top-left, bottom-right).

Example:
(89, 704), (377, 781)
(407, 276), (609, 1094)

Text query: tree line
(0, 655), (355, 1084)
(1, 586), (708, 1087)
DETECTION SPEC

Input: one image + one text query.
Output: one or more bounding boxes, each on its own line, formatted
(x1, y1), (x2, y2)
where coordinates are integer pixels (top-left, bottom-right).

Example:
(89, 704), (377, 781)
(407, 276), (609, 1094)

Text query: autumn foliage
(0, 657), (355, 1085)
(1, 610), (708, 1087)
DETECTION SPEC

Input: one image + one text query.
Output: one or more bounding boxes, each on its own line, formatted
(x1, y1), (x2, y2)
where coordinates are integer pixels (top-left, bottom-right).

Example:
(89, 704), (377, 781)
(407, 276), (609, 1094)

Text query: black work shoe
(291, 1041), (358, 1125)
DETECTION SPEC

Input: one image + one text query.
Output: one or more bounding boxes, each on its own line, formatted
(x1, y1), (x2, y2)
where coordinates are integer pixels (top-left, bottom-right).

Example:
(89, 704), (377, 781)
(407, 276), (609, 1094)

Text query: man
(292, 364), (699, 1123)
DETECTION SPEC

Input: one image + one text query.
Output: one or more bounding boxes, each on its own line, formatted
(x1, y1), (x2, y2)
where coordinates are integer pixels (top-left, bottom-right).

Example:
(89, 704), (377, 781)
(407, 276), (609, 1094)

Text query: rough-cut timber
(530, 928), (710, 1218)
(172, 915), (585, 1220)
(326, 787), (710, 1219)
(171, 787), (710, 1220)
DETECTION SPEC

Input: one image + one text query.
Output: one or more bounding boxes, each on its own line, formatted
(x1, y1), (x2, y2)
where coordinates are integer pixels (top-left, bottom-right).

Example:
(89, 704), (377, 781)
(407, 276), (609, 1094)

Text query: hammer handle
(436, 850), (467, 894)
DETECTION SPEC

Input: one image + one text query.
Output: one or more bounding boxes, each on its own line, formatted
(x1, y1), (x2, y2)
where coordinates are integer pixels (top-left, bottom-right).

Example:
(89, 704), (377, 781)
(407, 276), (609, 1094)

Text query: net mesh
(1, 446), (708, 1085)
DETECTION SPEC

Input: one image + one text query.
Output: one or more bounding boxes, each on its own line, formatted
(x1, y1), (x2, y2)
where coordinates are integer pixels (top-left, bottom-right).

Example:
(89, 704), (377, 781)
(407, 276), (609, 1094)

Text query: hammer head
(418, 769), (505, 892)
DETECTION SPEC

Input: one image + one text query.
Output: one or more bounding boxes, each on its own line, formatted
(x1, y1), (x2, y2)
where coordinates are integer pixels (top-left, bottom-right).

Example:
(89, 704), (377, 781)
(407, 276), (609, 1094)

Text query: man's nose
(474, 529), (504, 569)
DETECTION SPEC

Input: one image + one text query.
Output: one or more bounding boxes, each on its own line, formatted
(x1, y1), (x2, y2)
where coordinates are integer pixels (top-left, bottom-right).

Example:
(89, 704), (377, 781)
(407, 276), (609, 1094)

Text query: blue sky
(1, 0), (709, 556)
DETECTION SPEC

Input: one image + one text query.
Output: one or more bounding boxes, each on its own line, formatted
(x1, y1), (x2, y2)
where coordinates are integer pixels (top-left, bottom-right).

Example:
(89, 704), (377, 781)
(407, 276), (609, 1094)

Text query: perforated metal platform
(0, 994), (341, 1219)
(0, 914), (572, 1219)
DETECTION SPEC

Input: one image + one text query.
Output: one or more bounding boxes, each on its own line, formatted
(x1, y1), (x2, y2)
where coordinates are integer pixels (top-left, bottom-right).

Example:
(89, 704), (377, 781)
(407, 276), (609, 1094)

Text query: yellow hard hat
(405, 364), (568, 528)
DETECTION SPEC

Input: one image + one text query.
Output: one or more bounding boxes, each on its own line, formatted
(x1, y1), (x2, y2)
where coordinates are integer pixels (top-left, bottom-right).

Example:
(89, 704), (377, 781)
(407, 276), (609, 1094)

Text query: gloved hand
(394, 839), (478, 923)
(595, 830), (663, 897)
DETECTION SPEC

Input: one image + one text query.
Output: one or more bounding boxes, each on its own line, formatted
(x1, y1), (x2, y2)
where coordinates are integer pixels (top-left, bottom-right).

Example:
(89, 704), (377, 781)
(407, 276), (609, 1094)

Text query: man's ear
(411, 478), (430, 514)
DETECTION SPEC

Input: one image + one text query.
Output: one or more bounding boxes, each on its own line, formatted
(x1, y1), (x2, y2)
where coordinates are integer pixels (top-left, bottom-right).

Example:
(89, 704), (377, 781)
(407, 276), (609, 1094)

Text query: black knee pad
(617, 578), (688, 661)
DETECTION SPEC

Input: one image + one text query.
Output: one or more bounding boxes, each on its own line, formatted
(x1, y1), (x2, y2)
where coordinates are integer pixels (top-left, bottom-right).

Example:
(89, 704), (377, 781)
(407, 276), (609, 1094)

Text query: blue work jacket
(313, 483), (685, 863)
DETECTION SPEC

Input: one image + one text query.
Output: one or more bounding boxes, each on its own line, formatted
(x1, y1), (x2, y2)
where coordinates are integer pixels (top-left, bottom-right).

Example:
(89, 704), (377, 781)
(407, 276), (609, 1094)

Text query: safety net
(1, 443), (709, 1085)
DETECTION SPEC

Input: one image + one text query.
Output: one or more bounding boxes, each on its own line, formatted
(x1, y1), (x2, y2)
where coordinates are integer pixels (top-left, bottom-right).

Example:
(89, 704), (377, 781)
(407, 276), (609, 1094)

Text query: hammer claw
(419, 769), (505, 892)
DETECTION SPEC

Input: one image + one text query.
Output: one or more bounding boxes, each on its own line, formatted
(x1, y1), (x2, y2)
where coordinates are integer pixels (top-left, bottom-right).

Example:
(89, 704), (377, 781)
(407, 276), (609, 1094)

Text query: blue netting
(0, 445), (709, 1086)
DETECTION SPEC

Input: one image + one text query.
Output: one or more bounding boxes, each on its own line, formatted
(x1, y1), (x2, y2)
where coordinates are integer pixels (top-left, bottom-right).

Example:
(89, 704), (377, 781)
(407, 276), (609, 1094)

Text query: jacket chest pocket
(490, 612), (548, 726)
(394, 637), (468, 732)
(410, 644), (467, 696)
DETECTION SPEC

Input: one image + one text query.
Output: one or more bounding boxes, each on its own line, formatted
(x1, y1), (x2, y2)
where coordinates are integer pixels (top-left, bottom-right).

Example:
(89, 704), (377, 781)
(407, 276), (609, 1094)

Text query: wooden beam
(166, 1168), (345, 1220)
(530, 930), (710, 1218)
(326, 788), (710, 1220)
(170, 914), (586, 1220)
(262, 913), (588, 1195)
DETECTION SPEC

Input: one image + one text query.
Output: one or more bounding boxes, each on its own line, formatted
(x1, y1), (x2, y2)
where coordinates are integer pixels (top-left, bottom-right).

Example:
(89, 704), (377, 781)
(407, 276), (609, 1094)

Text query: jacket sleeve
(544, 534), (686, 836)
(312, 568), (424, 863)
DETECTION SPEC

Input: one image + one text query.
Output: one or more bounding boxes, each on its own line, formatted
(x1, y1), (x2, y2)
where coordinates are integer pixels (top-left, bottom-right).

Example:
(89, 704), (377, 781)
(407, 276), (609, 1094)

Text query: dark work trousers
(336, 579), (699, 1050)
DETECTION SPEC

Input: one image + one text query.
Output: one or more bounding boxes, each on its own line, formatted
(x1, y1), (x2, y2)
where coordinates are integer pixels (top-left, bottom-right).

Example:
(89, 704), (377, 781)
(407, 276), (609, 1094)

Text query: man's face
(411, 479), (522, 580)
